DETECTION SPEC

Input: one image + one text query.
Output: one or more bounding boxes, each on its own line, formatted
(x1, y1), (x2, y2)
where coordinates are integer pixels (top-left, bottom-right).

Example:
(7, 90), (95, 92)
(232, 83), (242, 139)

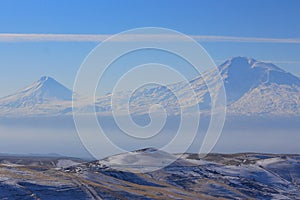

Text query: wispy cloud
(0, 33), (300, 44)
(264, 60), (300, 65)
(0, 33), (111, 42)
(192, 35), (300, 44)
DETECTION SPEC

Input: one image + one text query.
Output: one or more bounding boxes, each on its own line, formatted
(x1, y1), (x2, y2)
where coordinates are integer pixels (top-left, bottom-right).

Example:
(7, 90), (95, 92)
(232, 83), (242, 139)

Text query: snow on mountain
(1, 76), (72, 105)
(229, 83), (300, 115)
(0, 57), (300, 117)
(223, 57), (300, 115)
(97, 147), (190, 172)
(0, 76), (74, 116)
(106, 56), (300, 116)
(219, 57), (300, 101)
(59, 150), (300, 199)
(1, 151), (299, 199)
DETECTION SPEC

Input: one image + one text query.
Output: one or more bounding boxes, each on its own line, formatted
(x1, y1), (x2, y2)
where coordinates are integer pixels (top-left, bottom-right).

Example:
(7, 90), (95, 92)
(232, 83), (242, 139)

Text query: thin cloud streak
(0, 33), (300, 44)
(0, 33), (111, 42)
(265, 60), (300, 64)
(192, 35), (300, 44)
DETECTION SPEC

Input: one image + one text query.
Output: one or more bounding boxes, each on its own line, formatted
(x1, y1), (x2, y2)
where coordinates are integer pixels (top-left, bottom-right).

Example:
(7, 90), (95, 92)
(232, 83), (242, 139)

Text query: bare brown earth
(0, 151), (299, 199)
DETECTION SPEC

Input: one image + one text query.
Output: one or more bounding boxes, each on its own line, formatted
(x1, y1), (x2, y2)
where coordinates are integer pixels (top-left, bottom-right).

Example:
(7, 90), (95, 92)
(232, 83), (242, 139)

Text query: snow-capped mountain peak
(0, 76), (72, 108)
(0, 57), (300, 117)
(29, 76), (72, 101)
(217, 56), (300, 103)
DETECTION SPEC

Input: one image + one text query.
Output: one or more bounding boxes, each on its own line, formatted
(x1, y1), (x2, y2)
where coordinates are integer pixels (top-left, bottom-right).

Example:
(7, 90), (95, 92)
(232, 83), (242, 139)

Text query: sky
(0, 0), (300, 97)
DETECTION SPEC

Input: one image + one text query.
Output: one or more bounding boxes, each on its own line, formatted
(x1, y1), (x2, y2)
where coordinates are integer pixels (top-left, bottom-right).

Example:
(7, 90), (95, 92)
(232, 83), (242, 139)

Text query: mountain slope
(0, 76), (72, 106)
(0, 57), (300, 117)
(0, 76), (74, 116)
(100, 56), (300, 116)
(64, 150), (300, 199)
(221, 57), (300, 115)
(218, 57), (300, 103)
(2, 151), (299, 199)
(229, 83), (300, 115)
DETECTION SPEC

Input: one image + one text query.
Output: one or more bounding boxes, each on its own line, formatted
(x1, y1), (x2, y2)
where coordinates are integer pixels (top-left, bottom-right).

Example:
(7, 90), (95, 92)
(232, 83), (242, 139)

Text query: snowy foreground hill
(0, 148), (299, 199)
(0, 56), (300, 117)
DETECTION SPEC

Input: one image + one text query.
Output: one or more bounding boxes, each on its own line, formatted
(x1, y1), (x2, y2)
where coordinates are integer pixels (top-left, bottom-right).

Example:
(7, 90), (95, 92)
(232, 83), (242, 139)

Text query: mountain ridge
(0, 76), (72, 106)
(0, 56), (299, 117)
(1, 150), (299, 199)
(0, 76), (74, 116)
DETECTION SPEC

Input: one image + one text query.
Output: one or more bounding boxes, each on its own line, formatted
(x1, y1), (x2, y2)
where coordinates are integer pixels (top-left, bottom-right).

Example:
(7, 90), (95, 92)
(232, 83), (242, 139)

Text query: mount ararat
(0, 56), (299, 117)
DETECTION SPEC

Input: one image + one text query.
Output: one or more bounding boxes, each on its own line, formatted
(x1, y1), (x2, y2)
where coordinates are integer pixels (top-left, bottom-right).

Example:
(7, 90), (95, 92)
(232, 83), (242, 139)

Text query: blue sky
(0, 0), (300, 97)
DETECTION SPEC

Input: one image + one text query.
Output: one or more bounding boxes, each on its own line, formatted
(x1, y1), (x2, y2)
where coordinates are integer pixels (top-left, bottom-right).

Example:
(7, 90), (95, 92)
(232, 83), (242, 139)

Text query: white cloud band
(0, 33), (300, 44)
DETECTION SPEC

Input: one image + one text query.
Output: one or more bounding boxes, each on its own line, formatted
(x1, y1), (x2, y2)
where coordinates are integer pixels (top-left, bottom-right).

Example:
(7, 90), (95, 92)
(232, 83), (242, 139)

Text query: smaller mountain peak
(30, 76), (73, 101)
